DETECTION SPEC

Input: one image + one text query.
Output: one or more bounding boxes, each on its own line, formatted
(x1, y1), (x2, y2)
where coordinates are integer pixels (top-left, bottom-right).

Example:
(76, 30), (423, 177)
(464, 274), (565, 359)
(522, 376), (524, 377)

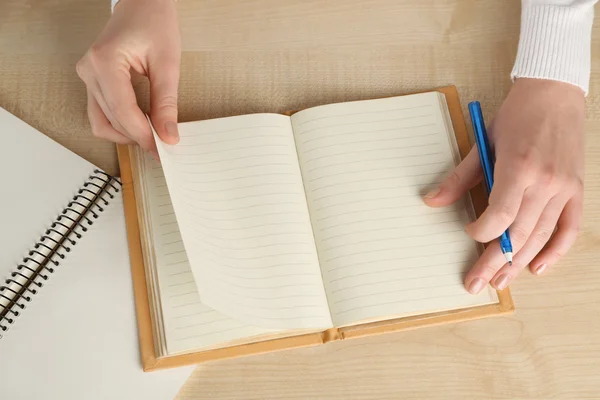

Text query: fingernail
(467, 278), (486, 294)
(494, 274), (510, 290)
(165, 121), (179, 141)
(424, 187), (441, 199)
(534, 264), (547, 276)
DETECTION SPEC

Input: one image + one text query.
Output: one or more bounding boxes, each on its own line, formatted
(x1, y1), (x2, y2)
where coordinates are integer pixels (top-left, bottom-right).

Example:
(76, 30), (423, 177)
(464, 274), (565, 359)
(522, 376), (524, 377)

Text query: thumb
(423, 146), (483, 207)
(148, 57), (181, 145)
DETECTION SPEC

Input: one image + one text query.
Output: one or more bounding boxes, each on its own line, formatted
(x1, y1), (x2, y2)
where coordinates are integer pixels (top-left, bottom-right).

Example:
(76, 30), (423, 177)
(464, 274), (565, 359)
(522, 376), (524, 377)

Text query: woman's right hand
(76, 0), (181, 158)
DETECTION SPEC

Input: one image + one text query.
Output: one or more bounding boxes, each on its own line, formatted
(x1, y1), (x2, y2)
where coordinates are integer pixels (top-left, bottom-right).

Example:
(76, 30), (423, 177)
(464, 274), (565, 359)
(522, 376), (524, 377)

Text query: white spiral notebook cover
(0, 107), (193, 400)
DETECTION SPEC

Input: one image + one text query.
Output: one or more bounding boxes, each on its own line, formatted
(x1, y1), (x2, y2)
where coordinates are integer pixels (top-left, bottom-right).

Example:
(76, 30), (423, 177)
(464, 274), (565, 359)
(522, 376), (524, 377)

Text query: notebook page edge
(436, 92), (498, 304)
(130, 146), (170, 357)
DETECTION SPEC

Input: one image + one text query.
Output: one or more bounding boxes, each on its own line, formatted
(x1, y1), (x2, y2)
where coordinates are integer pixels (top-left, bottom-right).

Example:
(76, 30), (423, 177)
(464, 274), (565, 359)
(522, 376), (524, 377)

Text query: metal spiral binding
(0, 169), (122, 338)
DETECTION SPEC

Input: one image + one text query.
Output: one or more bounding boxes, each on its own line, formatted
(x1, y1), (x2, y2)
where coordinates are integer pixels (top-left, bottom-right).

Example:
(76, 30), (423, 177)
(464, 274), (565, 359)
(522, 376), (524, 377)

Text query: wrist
(514, 78), (585, 98)
(511, 78), (585, 126)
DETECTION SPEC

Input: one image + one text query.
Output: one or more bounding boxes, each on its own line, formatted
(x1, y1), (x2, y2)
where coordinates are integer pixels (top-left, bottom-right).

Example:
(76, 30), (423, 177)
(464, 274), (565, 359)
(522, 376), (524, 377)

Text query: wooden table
(2, 1), (599, 398)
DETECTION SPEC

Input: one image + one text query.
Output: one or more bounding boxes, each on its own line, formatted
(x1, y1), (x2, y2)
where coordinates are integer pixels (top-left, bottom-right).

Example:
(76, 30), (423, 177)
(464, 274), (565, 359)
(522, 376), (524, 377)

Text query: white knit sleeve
(512, 0), (597, 95)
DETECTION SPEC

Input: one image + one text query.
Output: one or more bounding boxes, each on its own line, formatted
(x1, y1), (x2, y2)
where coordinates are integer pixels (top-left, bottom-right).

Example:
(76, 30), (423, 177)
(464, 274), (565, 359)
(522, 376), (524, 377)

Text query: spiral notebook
(118, 86), (514, 371)
(0, 107), (193, 399)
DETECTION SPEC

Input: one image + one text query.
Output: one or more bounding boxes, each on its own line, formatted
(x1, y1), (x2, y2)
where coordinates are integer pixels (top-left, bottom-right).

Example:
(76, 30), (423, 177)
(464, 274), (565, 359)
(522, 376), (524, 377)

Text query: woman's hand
(76, 0), (181, 158)
(425, 78), (585, 294)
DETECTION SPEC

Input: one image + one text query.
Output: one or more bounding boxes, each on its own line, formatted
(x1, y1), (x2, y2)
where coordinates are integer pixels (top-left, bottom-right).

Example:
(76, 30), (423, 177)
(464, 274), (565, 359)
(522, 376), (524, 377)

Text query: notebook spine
(0, 169), (122, 338)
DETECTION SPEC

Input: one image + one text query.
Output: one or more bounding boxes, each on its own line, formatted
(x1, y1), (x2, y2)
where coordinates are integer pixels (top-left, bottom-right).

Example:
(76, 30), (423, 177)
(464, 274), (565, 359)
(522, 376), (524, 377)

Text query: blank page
(0, 192), (193, 400)
(155, 114), (332, 330)
(0, 107), (95, 284)
(138, 152), (283, 355)
(290, 93), (497, 327)
(0, 107), (192, 399)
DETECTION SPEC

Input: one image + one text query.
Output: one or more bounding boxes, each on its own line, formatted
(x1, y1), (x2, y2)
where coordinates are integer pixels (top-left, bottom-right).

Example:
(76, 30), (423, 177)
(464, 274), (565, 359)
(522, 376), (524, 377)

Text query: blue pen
(468, 101), (513, 266)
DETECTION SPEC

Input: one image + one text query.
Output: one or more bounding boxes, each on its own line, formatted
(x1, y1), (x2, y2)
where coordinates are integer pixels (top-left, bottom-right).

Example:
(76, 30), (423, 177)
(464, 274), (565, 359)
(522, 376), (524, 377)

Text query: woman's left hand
(424, 78), (585, 294)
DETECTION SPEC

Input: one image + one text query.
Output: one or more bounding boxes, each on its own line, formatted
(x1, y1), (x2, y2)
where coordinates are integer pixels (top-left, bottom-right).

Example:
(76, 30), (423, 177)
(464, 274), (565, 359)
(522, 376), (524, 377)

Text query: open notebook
(118, 86), (513, 371)
(0, 107), (193, 399)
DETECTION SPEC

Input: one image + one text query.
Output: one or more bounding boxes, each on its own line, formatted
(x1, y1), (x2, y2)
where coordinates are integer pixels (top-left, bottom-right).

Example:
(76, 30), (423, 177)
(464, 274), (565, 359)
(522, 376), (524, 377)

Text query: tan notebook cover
(117, 86), (514, 372)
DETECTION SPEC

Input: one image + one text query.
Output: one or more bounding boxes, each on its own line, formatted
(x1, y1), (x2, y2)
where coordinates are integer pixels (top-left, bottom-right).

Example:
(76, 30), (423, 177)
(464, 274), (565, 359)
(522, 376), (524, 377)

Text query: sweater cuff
(511, 4), (594, 95)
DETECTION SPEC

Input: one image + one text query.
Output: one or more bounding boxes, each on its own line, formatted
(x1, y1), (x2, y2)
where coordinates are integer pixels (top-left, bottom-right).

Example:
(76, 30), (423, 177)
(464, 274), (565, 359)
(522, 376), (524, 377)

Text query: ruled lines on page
(141, 153), (279, 355)
(291, 93), (497, 327)
(154, 114), (332, 330)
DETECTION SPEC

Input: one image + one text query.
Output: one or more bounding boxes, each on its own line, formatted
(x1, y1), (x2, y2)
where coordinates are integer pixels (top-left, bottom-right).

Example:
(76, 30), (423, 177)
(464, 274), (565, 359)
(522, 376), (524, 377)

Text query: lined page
(140, 153), (283, 355)
(154, 114), (332, 330)
(291, 93), (497, 327)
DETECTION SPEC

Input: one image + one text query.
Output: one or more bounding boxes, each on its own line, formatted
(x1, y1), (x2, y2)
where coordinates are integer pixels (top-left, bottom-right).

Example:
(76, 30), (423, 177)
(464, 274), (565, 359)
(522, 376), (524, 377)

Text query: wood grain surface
(1, 1), (599, 399)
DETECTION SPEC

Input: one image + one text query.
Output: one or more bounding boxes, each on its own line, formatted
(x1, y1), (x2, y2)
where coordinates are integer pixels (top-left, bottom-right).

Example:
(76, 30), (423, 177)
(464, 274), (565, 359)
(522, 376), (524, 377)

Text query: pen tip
(508, 261), (513, 266)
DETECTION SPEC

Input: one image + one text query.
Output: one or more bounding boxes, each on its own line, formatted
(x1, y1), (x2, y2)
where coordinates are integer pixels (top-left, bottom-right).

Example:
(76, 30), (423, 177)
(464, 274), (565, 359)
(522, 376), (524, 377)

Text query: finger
(465, 168), (529, 243)
(81, 75), (127, 134)
(92, 81), (158, 159)
(76, 61), (127, 136)
(498, 188), (550, 252)
(87, 91), (134, 145)
(490, 195), (566, 289)
(464, 240), (506, 294)
(423, 146), (483, 207)
(529, 196), (582, 274)
(87, 78), (128, 136)
(96, 67), (155, 152)
(148, 54), (180, 144)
